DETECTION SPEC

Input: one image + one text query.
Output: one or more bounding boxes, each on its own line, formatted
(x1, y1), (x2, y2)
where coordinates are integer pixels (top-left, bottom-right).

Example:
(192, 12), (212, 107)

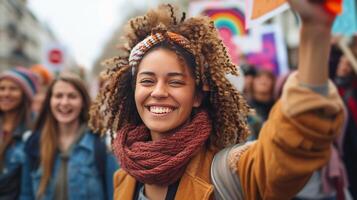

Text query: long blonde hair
(34, 75), (91, 197)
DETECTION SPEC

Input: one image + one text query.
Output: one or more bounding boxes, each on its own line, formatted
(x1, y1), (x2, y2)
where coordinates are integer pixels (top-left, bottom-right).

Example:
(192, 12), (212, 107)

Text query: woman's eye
(69, 94), (79, 99)
(139, 79), (154, 85)
(169, 80), (184, 87)
(53, 93), (63, 99)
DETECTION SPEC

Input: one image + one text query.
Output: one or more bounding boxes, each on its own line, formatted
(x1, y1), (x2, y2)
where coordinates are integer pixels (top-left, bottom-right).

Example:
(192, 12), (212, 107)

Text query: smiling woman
(135, 47), (201, 140)
(90, 2), (345, 200)
(0, 79), (23, 112)
(20, 74), (119, 200)
(50, 80), (84, 127)
(0, 67), (39, 199)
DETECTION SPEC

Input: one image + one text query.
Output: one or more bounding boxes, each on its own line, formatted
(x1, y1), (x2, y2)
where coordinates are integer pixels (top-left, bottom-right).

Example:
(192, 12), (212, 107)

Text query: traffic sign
(43, 43), (67, 72)
(48, 48), (63, 65)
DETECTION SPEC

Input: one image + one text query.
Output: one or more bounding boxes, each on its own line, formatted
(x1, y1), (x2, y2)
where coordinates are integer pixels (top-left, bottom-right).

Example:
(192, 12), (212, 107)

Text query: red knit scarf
(112, 110), (211, 186)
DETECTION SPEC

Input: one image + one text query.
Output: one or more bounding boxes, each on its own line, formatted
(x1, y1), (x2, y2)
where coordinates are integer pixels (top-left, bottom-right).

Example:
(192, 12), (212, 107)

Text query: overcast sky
(28, 0), (170, 71)
(28, 0), (127, 70)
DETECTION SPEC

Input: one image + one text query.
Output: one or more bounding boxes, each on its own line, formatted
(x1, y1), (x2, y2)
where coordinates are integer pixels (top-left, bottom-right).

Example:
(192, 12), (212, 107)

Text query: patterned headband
(128, 31), (210, 91)
(129, 31), (193, 69)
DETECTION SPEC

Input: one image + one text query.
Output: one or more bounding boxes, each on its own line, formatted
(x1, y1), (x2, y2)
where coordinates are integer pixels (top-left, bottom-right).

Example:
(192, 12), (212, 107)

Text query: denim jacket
(0, 122), (30, 200)
(20, 130), (119, 200)
(1, 123), (27, 173)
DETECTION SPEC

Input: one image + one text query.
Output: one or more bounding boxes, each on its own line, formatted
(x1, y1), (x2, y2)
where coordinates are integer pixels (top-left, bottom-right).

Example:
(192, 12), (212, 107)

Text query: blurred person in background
(29, 64), (54, 116)
(246, 69), (276, 140)
(239, 64), (264, 141)
(241, 64), (257, 101)
(21, 74), (118, 200)
(249, 69), (276, 122)
(335, 55), (357, 199)
(0, 67), (39, 200)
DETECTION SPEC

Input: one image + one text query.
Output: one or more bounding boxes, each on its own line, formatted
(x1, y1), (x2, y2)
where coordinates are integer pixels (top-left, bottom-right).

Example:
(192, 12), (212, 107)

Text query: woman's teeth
(149, 106), (173, 114)
(58, 110), (71, 114)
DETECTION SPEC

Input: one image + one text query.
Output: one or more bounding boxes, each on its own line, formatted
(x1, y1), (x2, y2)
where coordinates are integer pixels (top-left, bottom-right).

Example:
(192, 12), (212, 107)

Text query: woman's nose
(151, 82), (169, 98)
(59, 96), (70, 104)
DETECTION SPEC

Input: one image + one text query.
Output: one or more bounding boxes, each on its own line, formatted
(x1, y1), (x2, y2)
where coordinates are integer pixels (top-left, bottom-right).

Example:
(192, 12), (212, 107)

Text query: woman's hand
(288, 0), (336, 28)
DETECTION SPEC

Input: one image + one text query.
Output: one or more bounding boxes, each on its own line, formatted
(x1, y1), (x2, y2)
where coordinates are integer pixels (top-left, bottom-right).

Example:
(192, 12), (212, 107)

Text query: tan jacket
(113, 73), (345, 200)
(237, 74), (345, 199)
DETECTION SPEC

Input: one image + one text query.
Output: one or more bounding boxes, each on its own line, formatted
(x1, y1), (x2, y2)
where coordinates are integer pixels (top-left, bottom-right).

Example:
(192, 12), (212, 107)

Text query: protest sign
(246, 0), (289, 28)
(189, 0), (261, 64)
(245, 24), (289, 76)
(332, 0), (357, 36)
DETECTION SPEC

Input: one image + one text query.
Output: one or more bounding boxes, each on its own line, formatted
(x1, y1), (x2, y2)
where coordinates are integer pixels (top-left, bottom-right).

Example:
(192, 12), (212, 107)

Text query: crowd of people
(241, 38), (357, 200)
(0, 66), (119, 200)
(0, 0), (356, 199)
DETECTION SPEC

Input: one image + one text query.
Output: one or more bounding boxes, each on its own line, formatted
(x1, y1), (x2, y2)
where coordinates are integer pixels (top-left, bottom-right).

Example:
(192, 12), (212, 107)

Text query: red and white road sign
(43, 44), (67, 72)
(48, 48), (63, 65)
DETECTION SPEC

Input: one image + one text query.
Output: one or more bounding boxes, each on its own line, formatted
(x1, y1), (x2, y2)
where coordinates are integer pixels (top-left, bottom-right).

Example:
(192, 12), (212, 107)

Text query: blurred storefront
(0, 0), (58, 70)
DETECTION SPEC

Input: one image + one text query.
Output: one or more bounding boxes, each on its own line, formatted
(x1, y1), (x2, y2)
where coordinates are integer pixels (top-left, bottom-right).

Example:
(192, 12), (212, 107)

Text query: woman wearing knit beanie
(0, 67), (38, 199)
(90, 0), (345, 199)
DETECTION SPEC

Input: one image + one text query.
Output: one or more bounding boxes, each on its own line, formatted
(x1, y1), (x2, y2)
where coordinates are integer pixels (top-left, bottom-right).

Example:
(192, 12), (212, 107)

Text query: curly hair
(89, 4), (250, 149)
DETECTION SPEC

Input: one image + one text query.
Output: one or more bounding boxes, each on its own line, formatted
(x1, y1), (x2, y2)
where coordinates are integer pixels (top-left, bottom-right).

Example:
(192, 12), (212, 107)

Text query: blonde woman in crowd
(21, 75), (118, 200)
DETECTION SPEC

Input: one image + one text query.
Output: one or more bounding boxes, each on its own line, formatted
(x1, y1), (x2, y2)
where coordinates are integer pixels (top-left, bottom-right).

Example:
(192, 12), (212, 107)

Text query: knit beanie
(30, 64), (53, 86)
(0, 67), (39, 101)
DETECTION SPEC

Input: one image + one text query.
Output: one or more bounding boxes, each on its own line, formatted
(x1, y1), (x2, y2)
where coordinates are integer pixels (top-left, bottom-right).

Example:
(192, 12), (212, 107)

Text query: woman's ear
(193, 91), (203, 108)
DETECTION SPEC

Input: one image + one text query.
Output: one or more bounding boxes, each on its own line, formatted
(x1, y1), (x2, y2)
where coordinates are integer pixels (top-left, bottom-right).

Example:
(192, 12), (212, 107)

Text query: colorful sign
(203, 7), (247, 36)
(246, 0), (289, 28)
(189, 0), (261, 64)
(250, 0), (286, 19)
(189, 1), (288, 76)
(247, 0), (343, 29)
(332, 0), (357, 36)
(245, 24), (289, 76)
(201, 6), (247, 64)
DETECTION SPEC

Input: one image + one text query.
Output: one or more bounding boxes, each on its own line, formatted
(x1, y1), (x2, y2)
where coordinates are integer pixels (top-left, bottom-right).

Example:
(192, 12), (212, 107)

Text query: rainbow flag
(189, 0), (261, 64)
(203, 7), (247, 36)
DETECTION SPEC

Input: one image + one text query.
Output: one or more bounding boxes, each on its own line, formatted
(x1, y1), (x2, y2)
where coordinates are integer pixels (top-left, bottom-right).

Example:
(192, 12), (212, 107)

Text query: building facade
(0, 0), (57, 71)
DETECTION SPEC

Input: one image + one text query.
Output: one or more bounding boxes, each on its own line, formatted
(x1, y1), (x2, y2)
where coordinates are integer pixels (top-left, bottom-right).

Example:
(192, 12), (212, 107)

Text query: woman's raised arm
(233, 1), (345, 199)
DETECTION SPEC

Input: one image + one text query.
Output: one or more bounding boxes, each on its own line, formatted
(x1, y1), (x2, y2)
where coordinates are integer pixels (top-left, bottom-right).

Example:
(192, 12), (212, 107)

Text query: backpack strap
(25, 130), (40, 171)
(211, 143), (245, 200)
(93, 133), (108, 200)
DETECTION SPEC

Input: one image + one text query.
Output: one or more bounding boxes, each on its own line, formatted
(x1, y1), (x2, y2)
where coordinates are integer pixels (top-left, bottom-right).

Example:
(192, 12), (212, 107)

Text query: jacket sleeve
(19, 151), (35, 200)
(236, 73), (345, 199)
